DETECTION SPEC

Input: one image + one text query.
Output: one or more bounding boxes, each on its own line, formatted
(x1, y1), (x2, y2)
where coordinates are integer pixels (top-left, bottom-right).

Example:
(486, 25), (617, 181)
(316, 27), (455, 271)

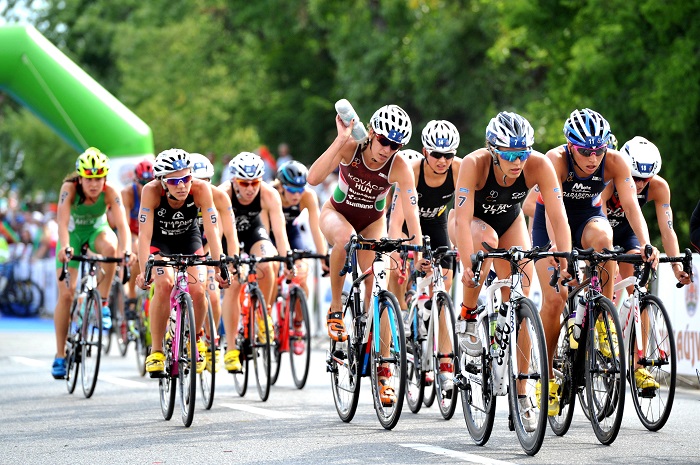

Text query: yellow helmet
(76, 147), (109, 178)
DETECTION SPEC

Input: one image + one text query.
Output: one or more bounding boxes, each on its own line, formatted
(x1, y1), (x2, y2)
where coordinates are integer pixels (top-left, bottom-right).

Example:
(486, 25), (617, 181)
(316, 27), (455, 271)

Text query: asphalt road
(1, 317), (700, 465)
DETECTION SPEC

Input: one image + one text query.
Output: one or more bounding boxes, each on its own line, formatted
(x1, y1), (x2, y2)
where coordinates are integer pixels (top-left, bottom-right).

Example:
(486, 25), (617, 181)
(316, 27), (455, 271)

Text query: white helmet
(229, 151), (265, 179)
(153, 148), (191, 179)
(485, 111), (534, 149)
(370, 104), (412, 145)
(398, 149), (423, 162)
(622, 136), (661, 179)
(190, 153), (215, 180)
(421, 120), (460, 153)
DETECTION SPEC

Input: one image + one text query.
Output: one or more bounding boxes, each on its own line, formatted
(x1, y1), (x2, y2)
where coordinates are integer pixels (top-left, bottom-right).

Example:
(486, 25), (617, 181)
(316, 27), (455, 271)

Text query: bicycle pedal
(639, 387), (657, 399)
(148, 371), (167, 379)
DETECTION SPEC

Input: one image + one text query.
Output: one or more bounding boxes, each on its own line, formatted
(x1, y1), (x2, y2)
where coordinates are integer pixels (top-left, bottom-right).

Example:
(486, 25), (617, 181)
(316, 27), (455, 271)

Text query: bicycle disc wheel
(178, 293), (197, 427)
(629, 295), (676, 431)
(199, 295), (216, 410)
(434, 292), (458, 420)
(405, 302), (424, 414)
(250, 288), (271, 401)
(549, 304), (577, 436)
(586, 296), (625, 445)
(460, 311), (496, 446)
(65, 300), (80, 394)
(289, 287), (311, 389)
(160, 334), (176, 420)
(110, 277), (128, 357)
(329, 291), (361, 422)
(508, 298), (548, 456)
(369, 291), (406, 430)
(81, 290), (103, 398)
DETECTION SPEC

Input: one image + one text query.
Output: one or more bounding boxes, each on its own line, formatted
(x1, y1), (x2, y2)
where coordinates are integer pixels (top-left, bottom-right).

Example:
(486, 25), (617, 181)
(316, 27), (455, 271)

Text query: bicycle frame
(167, 268), (191, 377)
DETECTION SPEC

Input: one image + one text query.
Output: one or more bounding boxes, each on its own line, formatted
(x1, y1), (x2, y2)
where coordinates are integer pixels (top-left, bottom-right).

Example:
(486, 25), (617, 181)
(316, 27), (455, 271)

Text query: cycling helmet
(369, 104), (412, 145)
(563, 108), (611, 148)
(76, 147), (109, 178)
(153, 148), (191, 179)
(229, 151), (265, 179)
(485, 111), (534, 149)
(622, 136), (662, 179)
(607, 133), (618, 150)
(421, 120), (460, 153)
(134, 160), (154, 183)
(398, 149), (423, 162)
(277, 160), (308, 188)
(190, 153), (215, 180)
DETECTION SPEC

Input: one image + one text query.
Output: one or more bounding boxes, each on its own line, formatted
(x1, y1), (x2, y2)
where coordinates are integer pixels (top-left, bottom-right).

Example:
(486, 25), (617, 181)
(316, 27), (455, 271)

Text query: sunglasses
(236, 178), (261, 188)
(283, 185), (305, 194)
(573, 144), (607, 157)
(375, 134), (403, 151)
(164, 174), (192, 186)
(429, 151), (455, 160)
(83, 167), (106, 176)
(493, 147), (531, 162)
(633, 176), (651, 183)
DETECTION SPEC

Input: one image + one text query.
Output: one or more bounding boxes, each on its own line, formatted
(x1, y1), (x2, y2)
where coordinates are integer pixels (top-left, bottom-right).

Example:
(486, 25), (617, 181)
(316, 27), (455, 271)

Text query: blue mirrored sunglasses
(493, 147), (531, 162)
(283, 185), (304, 194)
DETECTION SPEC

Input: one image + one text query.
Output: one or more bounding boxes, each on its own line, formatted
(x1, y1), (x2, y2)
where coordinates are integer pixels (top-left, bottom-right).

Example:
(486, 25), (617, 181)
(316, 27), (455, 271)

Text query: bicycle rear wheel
(586, 296), (625, 445)
(110, 277), (128, 357)
(250, 288), (271, 401)
(178, 294), (197, 427)
(434, 292), (458, 420)
(629, 295), (676, 431)
(81, 290), (103, 398)
(369, 291), (406, 430)
(65, 299), (80, 394)
(199, 295), (216, 410)
(233, 331), (249, 397)
(405, 302), (424, 414)
(270, 296), (283, 386)
(549, 304), (577, 436)
(423, 375), (436, 407)
(460, 311), (496, 446)
(508, 298), (548, 456)
(160, 334), (176, 420)
(289, 287), (311, 389)
(329, 291), (361, 422)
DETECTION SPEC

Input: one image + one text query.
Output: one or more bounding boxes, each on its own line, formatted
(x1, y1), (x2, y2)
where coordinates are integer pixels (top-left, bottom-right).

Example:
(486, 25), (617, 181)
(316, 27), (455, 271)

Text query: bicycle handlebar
(341, 234), (422, 277)
(58, 247), (131, 283)
(144, 252), (229, 284)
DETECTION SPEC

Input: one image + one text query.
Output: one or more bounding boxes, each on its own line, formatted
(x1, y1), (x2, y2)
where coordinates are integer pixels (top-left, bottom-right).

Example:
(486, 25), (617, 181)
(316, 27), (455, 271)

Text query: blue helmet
(563, 108), (611, 148)
(276, 160), (307, 188)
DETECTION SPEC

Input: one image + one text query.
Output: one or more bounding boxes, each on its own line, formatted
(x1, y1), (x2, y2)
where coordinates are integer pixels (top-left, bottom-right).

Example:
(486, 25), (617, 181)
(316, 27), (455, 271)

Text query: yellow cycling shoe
(634, 367), (660, 389)
(205, 348), (220, 373)
(195, 338), (206, 374)
(224, 349), (242, 373)
(536, 379), (561, 416)
(595, 317), (619, 359)
(146, 351), (166, 378)
(257, 314), (275, 343)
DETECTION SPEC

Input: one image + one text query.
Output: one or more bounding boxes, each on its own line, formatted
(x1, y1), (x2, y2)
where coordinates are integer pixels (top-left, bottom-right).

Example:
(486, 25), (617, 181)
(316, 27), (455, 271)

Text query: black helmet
(276, 161), (307, 188)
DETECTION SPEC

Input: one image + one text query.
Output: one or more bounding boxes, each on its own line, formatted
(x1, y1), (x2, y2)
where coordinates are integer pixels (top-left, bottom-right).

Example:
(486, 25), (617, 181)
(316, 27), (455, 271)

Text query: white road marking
(10, 356), (46, 367)
(400, 443), (520, 465)
(220, 402), (297, 419)
(100, 374), (149, 389)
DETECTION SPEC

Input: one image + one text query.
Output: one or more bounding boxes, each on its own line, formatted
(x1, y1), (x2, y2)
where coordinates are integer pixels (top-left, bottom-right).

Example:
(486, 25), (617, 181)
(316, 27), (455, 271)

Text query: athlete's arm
(453, 151), (480, 286)
(212, 186), (239, 257)
(105, 184), (131, 258)
(262, 183), (290, 256)
(302, 188), (328, 256)
(308, 115), (357, 186)
(56, 181), (76, 263)
(136, 184), (158, 285)
(389, 155), (421, 246)
(650, 177), (689, 283)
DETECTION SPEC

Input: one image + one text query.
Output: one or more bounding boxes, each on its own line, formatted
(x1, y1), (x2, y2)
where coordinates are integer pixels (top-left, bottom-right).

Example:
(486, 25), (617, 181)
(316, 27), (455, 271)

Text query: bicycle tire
(250, 287), (271, 401)
(289, 287), (311, 389)
(423, 374), (436, 407)
(25, 279), (44, 317)
(65, 299), (80, 394)
(369, 291), (406, 430)
(81, 289), (103, 398)
(160, 333), (176, 420)
(330, 290), (361, 422)
(233, 332), (249, 397)
(434, 291), (458, 421)
(549, 304), (578, 436)
(134, 292), (148, 376)
(629, 294), (676, 431)
(199, 294), (216, 410)
(460, 311), (496, 446)
(178, 293), (198, 426)
(405, 300), (425, 414)
(508, 298), (548, 456)
(110, 277), (128, 357)
(586, 296), (625, 445)
(270, 294), (283, 386)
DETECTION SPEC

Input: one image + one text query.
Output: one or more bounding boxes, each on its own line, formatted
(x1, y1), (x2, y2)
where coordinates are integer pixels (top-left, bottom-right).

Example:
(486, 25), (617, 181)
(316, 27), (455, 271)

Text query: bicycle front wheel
(434, 291), (458, 420)
(110, 277), (128, 357)
(81, 290), (103, 398)
(549, 303), (578, 436)
(508, 298), (548, 456)
(178, 293), (197, 427)
(160, 334), (176, 420)
(629, 295), (676, 431)
(199, 294), (216, 410)
(369, 291), (406, 430)
(405, 301), (424, 414)
(586, 296), (625, 445)
(329, 291), (361, 422)
(65, 299), (80, 394)
(289, 287), (311, 389)
(250, 288), (271, 401)
(134, 294), (148, 377)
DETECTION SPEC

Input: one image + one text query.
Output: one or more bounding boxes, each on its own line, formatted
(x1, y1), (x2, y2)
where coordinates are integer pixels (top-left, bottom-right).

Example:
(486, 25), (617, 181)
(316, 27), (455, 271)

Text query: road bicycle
(0, 260), (44, 317)
(404, 237), (459, 420)
(326, 234), (418, 430)
(225, 254), (277, 402)
(547, 247), (625, 445)
(58, 245), (128, 398)
(455, 243), (550, 456)
(104, 269), (127, 356)
(143, 252), (228, 427)
(610, 246), (693, 431)
(268, 249), (329, 389)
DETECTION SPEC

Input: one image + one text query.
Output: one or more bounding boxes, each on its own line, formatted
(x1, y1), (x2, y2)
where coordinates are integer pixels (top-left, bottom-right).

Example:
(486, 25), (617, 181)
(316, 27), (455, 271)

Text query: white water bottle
(335, 99), (368, 142)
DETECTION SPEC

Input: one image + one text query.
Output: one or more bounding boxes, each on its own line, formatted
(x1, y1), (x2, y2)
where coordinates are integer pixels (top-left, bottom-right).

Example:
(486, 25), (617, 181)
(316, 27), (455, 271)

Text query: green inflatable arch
(0, 25), (153, 183)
